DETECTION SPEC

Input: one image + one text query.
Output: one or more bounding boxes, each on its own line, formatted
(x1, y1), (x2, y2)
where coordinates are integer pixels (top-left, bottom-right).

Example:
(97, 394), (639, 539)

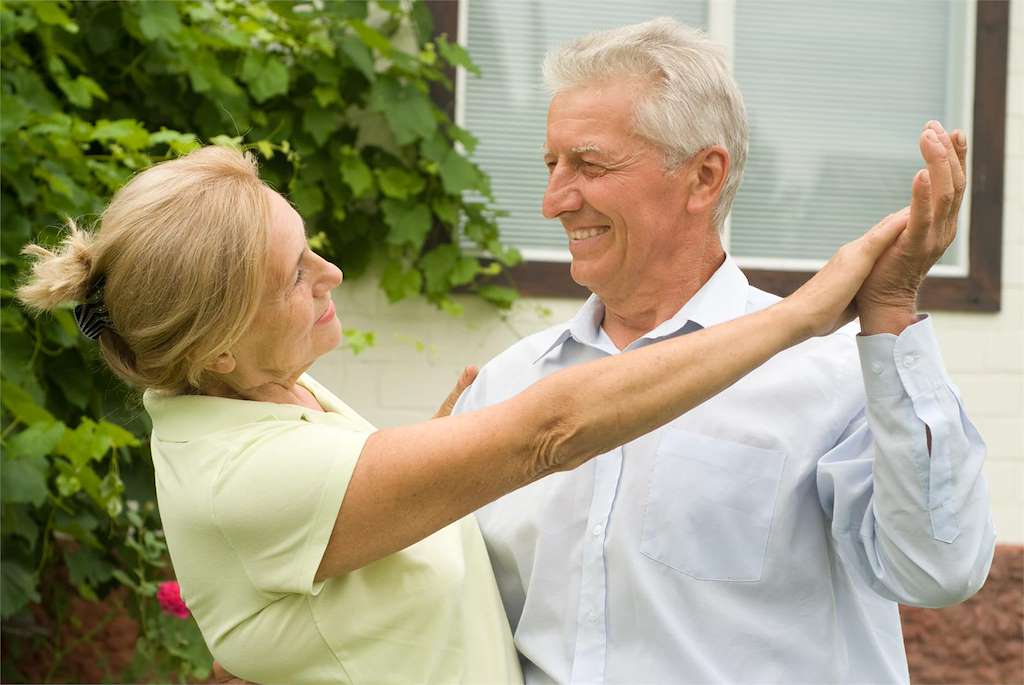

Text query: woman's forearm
(512, 301), (805, 479)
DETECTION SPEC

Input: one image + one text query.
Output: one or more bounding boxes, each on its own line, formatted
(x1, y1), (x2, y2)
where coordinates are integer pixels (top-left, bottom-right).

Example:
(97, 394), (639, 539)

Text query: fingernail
(923, 129), (943, 150)
(955, 131), (966, 146)
(929, 120), (946, 134)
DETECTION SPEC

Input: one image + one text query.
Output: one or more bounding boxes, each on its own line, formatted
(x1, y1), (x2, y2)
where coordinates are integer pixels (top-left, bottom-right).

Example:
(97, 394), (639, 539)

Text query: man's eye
(581, 162), (606, 176)
(295, 267), (305, 285)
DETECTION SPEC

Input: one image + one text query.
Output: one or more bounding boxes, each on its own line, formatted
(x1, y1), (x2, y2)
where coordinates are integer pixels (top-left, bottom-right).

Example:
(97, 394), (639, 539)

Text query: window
(433, 0), (1007, 310)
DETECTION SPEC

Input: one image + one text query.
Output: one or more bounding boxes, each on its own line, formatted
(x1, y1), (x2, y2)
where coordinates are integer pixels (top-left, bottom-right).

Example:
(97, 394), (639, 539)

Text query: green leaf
(380, 199), (431, 248)
(4, 421), (66, 461)
(431, 196), (459, 226)
(448, 124), (479, 155)
(64, 545), (113, 590)
(339, 34), (375, 81)
(478, 284), (518, 309)
(31, 1), (78, 33)
(1, 381), (54, 424)
(312, 86), (340, 108)
(95, 420), (140, 448)
(380, 261), (423, 302)
(439, 149), (483, 194)
(91, 118), (150, 150)
(419, 244), (458, 294)
(149, 129), (200, 155)
(302, 106), (341, 146)
(342, 328), (376, 355)
(348, 20), (392, 55)
(450, 257), (479, 286)
(137, 0), (183, 40)
(290, 183), (324, 217)
(4, 506), (39, 548)
(57, 75), (107, 109)
(368, 76), (435, 145)
(55, 418), (114, 469)
(241, 53), (289, 103)
(339, 149), (374, 198)
(436, 34), (480, 76)
(1, 456), (49, 506)
(376, 166), (425, 200)
(1, 560), (40, 618)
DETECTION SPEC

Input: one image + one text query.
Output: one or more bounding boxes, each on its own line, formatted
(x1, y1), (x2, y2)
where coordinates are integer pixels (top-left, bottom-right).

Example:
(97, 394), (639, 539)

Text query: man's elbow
(900, 535), (996, 609)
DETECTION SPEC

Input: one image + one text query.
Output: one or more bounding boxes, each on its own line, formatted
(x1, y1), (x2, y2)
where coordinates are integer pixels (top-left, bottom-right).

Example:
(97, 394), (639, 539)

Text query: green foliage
(1, 0), (517, 680)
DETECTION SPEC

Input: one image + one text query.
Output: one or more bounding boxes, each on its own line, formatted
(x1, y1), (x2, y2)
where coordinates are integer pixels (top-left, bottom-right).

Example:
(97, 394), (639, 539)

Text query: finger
(927, 121), (966, 235)
(907, 169), (932, 244)
(433, 365), (478, 418)
(918, 127), (953, 233)
(860, 206), (910, 259)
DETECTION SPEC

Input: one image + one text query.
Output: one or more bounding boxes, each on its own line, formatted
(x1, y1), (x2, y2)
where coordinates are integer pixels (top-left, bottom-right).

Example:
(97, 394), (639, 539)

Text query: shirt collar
(145, 373), (333, 442)
(532, 255), (750, 363)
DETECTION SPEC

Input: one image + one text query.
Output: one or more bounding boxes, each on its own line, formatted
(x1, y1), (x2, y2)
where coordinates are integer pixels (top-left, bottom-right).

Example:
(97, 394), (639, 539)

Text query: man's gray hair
(543, 17), (748, 229)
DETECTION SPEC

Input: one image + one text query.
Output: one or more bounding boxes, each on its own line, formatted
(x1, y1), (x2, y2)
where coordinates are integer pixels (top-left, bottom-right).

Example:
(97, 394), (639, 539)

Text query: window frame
(430, 1), (1007, 311)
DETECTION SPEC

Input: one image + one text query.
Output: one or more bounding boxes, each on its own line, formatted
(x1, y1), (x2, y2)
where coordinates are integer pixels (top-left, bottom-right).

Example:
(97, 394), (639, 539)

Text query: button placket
(568, 449), (621, 685)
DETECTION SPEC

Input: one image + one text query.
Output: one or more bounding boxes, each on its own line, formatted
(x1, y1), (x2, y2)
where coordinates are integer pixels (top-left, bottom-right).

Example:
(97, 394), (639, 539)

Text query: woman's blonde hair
(17, 146), (272, 393)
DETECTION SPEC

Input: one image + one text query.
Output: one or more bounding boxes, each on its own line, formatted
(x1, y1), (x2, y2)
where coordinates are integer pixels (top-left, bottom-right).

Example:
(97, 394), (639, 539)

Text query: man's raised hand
(855, 121), (968, 334)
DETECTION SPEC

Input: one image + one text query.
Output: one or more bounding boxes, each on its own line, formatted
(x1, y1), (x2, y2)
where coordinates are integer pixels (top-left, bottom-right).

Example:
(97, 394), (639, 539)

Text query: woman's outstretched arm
(315, 209), (911, 579)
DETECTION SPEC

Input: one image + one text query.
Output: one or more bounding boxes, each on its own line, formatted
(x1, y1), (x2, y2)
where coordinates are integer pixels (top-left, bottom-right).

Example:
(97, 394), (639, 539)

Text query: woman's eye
(295, 267), (305, 285)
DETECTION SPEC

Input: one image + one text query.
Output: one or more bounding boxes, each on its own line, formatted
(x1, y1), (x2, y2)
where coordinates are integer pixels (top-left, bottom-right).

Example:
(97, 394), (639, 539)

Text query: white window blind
(459, 0), (973, 273)
(728, 0), (972, 273)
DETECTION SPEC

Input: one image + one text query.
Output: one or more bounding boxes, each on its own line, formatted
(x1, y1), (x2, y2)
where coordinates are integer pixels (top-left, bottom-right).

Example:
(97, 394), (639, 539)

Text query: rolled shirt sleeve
(817, 315), (996, 608)
(212, 421), (370, 596)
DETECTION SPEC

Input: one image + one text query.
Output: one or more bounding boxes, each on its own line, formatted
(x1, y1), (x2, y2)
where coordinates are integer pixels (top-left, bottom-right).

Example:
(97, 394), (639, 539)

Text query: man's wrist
(858, 305), (919, 336)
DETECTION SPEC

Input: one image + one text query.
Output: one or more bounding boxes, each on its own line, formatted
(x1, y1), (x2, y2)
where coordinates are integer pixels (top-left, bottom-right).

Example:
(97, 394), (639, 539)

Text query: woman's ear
(684, 145), (730, 216)
(206, 351), (236, 375)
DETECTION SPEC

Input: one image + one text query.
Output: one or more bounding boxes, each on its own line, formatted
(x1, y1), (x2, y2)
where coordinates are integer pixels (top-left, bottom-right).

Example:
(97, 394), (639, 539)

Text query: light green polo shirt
(145, 374), (522, 685)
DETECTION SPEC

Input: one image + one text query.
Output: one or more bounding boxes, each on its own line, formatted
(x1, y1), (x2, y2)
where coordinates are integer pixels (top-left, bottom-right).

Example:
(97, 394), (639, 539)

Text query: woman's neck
(201, 374), (323, 412)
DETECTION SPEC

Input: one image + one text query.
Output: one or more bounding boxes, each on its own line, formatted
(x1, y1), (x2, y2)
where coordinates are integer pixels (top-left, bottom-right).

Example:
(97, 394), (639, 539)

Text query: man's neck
(598, 248), (726, 350)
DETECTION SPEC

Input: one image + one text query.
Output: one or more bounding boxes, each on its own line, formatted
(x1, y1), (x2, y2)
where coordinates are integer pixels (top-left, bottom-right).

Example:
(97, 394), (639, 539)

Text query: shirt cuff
(856, 315), (951, 399)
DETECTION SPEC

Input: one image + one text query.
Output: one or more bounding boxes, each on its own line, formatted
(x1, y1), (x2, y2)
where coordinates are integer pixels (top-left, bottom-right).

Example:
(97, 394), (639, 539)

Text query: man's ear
(684, 145), (730, 216)
(206, 351), (236, 375)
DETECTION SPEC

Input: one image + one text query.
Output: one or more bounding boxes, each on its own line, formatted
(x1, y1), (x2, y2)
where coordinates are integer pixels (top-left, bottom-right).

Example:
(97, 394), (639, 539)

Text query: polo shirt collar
(532, 255), (749, 363)
(145, 374), (331, 442)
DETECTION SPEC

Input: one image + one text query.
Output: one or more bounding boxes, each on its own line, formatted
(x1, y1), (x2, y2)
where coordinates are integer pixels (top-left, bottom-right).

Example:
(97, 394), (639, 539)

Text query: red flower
(156, 580), (190, 619)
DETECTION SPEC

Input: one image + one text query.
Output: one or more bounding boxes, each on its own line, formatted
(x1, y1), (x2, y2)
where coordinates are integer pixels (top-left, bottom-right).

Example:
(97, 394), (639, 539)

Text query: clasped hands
(855, 120), (968, 335)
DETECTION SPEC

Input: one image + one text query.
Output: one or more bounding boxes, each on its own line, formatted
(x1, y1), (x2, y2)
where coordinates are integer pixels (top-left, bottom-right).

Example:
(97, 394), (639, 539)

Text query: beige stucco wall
(313, 12), (1023, 543)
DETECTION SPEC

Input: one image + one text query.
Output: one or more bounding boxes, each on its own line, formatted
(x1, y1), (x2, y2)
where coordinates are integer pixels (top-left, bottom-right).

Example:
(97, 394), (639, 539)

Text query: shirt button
(592, 524), (604, 537)
(870, 361), (884, 375)
(903, 354), (918, 369)
(588, 610), (599, 623)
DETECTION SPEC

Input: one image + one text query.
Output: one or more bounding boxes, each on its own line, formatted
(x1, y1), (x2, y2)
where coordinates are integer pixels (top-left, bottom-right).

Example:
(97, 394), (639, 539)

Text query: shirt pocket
(640, 429), (786, 582)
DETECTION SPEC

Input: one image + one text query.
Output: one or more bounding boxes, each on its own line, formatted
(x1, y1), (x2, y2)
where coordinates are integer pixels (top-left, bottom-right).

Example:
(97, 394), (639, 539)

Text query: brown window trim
(430, 1), (1007, 311)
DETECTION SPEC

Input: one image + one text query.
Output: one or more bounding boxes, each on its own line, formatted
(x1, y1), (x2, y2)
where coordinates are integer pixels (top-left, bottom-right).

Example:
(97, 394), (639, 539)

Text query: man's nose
(542, 164), (583, 219)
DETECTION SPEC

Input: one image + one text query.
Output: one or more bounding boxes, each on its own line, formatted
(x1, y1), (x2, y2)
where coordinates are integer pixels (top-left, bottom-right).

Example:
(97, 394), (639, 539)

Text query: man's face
(542, 79), (691, 298)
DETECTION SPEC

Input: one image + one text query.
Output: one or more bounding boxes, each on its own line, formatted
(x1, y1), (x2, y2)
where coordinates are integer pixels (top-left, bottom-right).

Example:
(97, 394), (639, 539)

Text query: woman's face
(224, 188), (343, 391)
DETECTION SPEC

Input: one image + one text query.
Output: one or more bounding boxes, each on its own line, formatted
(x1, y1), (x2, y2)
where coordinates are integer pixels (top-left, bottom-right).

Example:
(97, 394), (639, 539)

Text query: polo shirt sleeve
(211, 421), (371, 596)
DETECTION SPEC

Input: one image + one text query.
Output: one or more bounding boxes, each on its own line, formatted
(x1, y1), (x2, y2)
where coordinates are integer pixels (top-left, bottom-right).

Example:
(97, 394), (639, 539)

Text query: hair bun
(17, 220), (97, 313)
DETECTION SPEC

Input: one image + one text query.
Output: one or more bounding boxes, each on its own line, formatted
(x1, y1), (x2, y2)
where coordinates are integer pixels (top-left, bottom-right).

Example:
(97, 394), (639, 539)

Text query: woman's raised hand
(782, 208), (910, 339)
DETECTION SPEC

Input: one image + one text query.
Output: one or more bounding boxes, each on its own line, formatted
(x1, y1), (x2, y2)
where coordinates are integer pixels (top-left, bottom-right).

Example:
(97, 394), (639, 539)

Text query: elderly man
(453, 18), (994, 685)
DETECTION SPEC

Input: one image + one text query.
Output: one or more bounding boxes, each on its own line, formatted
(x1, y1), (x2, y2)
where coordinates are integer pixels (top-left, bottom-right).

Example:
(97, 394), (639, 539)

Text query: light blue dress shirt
(453, 257), (995, 685)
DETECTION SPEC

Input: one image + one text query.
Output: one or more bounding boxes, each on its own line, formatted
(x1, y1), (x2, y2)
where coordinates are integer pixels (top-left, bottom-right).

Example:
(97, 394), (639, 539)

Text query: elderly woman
(18, 146), (907, 684)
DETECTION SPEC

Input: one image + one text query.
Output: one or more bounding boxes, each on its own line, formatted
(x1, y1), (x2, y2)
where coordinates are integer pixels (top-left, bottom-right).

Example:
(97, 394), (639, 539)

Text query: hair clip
(74, 276), (111, 341)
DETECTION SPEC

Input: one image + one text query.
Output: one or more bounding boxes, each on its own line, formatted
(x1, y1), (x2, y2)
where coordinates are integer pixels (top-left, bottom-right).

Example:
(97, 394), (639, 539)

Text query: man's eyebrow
(541, 143), (604, 157)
